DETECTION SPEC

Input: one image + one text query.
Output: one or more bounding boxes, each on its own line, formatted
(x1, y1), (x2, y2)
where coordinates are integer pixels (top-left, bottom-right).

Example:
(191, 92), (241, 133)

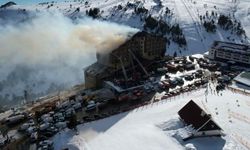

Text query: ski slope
(3, 0), (248, 56)
(53, 82), (250, 150)
(173, 0), (208, 54)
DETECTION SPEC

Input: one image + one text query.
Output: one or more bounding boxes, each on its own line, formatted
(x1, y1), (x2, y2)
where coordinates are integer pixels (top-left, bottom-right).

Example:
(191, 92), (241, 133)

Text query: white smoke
(0, 10), (138, 105)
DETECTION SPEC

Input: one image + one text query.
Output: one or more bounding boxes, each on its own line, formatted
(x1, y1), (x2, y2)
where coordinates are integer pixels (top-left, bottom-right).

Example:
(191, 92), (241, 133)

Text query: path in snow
(173, 0), (206, 54)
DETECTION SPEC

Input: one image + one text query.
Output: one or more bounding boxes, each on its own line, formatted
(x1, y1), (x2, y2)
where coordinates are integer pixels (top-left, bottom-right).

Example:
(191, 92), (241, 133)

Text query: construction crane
(111, 49), (149, 82)
(119, 57), (129, 81)
(128, 49), (149, 77)
(112, 54), (128, 81)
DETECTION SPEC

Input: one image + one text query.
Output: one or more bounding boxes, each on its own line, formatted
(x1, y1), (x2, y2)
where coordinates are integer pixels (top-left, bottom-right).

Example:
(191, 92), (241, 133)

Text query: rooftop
(178, 100), (222, 131)
(212, 41), (250, 53)
(234, 71), (250, 87)
(84, 62), (113, 78)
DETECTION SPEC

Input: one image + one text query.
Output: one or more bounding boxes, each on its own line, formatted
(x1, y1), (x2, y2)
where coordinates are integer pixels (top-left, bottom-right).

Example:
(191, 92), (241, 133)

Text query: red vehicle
(118, 93), (130, 101)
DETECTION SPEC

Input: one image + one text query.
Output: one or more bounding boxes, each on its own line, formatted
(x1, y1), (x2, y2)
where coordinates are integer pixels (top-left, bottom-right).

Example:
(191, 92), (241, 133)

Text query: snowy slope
(53, 82), (250, 150)
(171, 0), (249, 55)
(12, 0), (249, 56)
(235, 0), (250, 41)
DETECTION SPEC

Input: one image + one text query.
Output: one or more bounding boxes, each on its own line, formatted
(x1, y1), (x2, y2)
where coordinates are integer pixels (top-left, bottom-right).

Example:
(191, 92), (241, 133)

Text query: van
(86, 101), (96, 112)
(86, 103), (96, 112)
(39, 123), (50, 131)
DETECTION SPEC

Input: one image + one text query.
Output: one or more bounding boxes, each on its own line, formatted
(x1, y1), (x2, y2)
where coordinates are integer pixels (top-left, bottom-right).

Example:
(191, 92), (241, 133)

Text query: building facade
(208, 41), (250, 65)
(85, 31), (167, 89)
(96, 31), (167, 70)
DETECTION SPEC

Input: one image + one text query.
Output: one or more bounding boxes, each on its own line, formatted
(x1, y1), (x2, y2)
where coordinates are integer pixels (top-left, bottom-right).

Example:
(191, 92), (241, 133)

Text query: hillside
(0, 0), (249, 104)
(15, 0), (250, 56)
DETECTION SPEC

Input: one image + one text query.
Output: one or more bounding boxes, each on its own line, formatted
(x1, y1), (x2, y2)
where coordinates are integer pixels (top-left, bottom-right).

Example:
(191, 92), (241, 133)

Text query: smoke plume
(0, 10), (138, 105)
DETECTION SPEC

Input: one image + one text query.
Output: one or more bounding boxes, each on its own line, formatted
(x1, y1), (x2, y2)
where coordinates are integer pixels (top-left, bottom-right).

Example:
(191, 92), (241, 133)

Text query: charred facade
(96, 31), (166, 69)
(84, 31), (167, 89)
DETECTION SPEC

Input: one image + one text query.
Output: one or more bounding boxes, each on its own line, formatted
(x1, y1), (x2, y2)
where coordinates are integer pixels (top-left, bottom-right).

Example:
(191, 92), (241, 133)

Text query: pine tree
(173, 52), (177, 57)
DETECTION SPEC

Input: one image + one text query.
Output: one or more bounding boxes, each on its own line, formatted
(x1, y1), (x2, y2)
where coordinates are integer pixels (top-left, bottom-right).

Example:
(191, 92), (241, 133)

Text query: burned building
(84, 31), (167, 89)
(208, 41), (250, 65)
(84, 63), (111, 89)
(96, 31), (167, 69)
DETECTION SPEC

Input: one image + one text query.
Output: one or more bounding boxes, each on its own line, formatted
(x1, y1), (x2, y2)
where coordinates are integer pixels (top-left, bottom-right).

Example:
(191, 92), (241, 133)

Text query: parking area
(0, 54), (247, 150)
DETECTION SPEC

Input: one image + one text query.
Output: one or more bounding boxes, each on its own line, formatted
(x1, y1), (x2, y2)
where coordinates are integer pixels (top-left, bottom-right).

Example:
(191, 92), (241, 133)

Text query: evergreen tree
(144, 15), (158, 30)
(173, 52), (177, 57)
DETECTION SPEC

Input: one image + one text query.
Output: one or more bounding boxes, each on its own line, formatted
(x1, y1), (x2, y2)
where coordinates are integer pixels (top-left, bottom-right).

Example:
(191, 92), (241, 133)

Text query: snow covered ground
(52, 81), (250, 150)
(168, 0), (250, 55)
(235, 0), (250, 41)
(2, 0), (250, 57)
(17, 0), (250, 55)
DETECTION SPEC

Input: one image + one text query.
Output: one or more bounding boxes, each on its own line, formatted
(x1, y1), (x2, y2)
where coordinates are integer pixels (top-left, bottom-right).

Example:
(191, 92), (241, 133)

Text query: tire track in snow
(174, 0), (207, 50)
(182, 0), (224, 42)
(232, 133), (250, 150)
(180, 0), (211, 45)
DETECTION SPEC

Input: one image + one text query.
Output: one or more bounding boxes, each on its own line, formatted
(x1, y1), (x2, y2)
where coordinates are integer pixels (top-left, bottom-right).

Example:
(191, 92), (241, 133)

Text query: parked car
(184, 75), (194, 81)
(46, 126), (58, 133)
(157, 67), (168, 75)
(38, 140), (53, 150)
(0, 135), (7, 147)
(158, 82), (165, 90)
(55, 122), (67, 130)
(39, 123), (50, 131)
(175, 77), (184, 85)
(43, 117), (53, 123)
(85, 101), (96, 112)
(159, 80), (170, 90)
(53, 113), (65, 122)
(184, 63), (195, 70)
(194, 80), (202, 86)
(27, 126), (37, 135)
(72, 102), (82, 110)
(19, 123), (30, 131)
(65, 108), (76, 118)
(217, 75), (231, 83)
(169, 78), (178, 88)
